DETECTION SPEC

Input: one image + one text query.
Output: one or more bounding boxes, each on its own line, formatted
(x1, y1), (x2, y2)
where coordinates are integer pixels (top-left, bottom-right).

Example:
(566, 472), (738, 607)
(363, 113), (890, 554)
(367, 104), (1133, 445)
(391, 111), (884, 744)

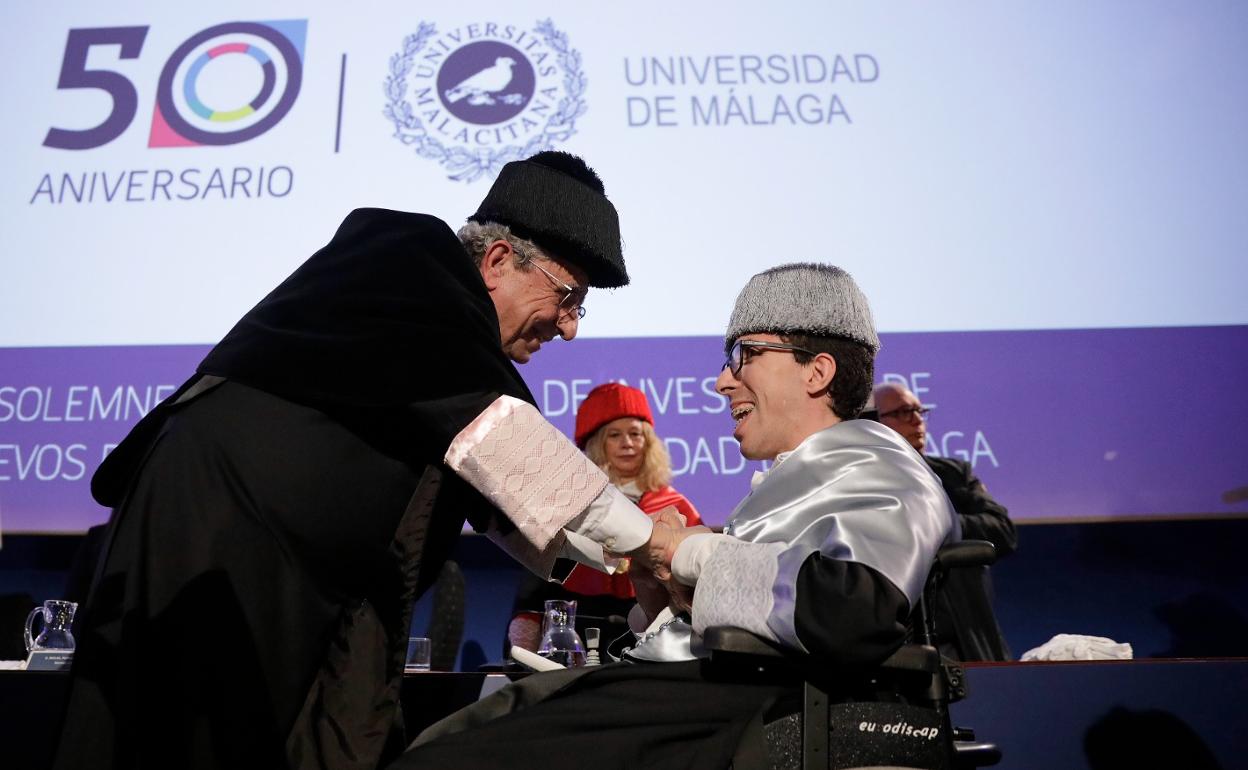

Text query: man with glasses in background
(871, 382), (1018, 661)
(56, 151), (689, 770)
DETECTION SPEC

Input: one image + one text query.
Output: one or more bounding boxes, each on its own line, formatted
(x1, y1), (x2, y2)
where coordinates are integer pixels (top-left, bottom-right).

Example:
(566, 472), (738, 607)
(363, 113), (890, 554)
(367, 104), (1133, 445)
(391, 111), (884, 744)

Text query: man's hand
(649, 505), (687, 528)
(628, 506), (689, 580)
(628, 508), (709, 618)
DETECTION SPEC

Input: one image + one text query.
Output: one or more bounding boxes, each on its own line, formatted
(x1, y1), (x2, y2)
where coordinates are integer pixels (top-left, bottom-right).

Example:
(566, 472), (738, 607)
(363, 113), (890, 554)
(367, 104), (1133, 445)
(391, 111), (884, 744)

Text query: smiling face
(599, 417), (647, 479)
(480, 240), (586, 364)
(715, 333), (839, 461)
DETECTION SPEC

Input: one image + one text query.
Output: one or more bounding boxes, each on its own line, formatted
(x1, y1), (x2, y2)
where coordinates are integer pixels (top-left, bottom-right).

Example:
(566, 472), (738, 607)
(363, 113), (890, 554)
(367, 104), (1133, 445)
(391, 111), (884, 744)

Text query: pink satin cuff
(445, 395), (608, 574)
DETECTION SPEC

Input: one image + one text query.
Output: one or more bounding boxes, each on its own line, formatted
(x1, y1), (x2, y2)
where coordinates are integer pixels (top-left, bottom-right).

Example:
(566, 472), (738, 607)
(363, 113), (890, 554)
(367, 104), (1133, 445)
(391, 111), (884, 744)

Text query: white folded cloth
(1020, 633), (1133, 661)
(509, 646), (566, 672)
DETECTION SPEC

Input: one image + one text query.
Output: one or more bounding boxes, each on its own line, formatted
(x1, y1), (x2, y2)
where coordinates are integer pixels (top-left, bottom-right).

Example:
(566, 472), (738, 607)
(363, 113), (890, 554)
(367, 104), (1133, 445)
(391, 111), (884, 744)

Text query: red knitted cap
(574, 383), (654, 447)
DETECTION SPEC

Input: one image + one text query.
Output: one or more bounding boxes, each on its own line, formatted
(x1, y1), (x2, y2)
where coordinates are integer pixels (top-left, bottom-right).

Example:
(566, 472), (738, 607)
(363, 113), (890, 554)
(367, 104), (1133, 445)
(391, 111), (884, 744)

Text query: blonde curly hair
(581, 419), (673, 492)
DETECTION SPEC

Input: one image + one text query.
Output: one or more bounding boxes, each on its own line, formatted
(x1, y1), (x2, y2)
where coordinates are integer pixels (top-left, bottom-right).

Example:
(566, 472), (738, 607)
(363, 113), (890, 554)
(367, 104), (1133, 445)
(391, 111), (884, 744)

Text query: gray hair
(457, 221), (546, 269)
(872, 381), (913, 402)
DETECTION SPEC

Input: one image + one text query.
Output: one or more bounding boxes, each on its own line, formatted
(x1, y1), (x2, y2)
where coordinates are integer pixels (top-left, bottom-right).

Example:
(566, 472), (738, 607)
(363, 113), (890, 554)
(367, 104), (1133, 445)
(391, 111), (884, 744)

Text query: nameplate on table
(25, 649), (73, 672)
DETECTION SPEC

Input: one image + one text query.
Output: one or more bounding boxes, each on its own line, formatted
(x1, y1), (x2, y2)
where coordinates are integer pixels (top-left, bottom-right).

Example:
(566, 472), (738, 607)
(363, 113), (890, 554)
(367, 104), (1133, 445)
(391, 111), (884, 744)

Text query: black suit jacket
(925, 455), (1018, 661)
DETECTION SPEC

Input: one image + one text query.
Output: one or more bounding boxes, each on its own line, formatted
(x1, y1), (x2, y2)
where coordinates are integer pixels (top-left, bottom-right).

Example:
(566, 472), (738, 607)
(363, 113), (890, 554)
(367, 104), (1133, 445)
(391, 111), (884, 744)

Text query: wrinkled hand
(629, 508), (710, 620)
(626, 506), (686, 579)
(650, 505), (687, 528)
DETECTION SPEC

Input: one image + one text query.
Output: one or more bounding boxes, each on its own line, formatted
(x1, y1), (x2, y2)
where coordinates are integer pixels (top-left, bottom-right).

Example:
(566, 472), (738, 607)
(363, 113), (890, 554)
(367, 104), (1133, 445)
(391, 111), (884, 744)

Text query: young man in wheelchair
(394, 263), (960, 770)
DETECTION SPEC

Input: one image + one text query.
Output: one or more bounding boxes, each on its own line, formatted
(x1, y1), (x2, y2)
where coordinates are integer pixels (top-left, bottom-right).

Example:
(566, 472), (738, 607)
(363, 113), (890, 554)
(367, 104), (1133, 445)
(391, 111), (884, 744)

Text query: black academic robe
(924, 455), (1018, 661)
(53, 209), (534, 770)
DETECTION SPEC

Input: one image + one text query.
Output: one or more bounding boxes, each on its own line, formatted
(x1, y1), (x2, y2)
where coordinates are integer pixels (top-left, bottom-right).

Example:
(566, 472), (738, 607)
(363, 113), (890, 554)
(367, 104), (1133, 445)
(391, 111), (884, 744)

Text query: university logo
(383, 19), (586, 182)
(43, 20), (306, 151)
(149, 20), (308, 147)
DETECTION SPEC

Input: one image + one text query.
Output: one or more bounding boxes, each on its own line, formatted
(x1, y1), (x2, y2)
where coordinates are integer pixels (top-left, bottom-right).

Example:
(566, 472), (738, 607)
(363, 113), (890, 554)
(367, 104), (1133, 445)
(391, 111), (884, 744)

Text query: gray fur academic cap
(724, 263), (880, 354)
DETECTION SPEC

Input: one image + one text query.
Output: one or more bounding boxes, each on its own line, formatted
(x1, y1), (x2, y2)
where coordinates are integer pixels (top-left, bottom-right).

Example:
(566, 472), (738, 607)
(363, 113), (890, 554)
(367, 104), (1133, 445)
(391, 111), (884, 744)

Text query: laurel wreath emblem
(383, 19), (588, 183)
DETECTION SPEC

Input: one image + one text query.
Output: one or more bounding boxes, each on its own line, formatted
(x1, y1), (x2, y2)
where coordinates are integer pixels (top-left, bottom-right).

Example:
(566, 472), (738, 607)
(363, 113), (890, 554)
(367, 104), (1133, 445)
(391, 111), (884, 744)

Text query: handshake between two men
(621, 507), (712, 625)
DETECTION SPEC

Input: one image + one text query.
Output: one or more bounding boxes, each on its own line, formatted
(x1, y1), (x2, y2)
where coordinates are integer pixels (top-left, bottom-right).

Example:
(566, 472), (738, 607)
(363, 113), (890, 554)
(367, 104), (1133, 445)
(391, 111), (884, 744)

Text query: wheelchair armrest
(878, 643), (941, 674)
(936, 540), (996, 571)
(702, 626), (788, 658)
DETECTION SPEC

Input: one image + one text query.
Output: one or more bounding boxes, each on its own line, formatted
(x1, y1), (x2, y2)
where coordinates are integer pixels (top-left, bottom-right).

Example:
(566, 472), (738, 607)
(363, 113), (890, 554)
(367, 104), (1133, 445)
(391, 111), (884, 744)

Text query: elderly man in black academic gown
(53, 152), (685, 770)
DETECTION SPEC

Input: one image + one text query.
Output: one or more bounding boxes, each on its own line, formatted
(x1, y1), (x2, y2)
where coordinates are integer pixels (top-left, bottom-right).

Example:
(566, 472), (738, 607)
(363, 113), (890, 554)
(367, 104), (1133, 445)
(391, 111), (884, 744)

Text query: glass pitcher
(25, 599), (77, 652)
(537, 599), (586, 667)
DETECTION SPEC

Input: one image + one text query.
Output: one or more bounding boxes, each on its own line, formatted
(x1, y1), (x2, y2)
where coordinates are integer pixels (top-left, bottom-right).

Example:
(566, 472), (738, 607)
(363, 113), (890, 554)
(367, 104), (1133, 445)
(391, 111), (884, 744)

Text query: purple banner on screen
(2, 326), (1246, 533)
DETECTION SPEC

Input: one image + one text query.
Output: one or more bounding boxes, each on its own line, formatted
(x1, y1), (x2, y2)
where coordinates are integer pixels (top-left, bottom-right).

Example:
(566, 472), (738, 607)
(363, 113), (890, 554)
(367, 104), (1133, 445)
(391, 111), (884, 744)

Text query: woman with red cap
(507, 382), (701, 650)
(565, 383), (702, 590)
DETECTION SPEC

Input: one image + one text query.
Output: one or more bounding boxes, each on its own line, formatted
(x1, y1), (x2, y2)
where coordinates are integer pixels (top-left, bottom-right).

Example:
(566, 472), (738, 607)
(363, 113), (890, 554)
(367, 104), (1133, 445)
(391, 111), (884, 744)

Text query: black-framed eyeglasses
(722, 340), (816, 376)
(530, 260), (588, 320)
(878, 405), (932, 422)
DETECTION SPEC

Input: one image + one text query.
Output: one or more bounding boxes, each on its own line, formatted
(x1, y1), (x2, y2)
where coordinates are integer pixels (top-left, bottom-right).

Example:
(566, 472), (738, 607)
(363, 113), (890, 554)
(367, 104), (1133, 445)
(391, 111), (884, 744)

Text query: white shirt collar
(749, 450), (794, 490)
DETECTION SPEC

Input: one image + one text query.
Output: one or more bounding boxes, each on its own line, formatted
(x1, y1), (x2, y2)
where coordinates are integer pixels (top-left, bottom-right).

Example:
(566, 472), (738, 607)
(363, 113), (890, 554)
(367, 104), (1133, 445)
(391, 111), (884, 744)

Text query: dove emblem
(444, 57), (517, 106)
(435, 40), (536, 123)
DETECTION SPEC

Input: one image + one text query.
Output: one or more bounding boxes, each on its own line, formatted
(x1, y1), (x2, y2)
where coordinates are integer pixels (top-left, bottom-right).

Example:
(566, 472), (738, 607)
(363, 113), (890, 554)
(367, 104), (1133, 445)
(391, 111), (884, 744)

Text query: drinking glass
(405, 636), (431, 672)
